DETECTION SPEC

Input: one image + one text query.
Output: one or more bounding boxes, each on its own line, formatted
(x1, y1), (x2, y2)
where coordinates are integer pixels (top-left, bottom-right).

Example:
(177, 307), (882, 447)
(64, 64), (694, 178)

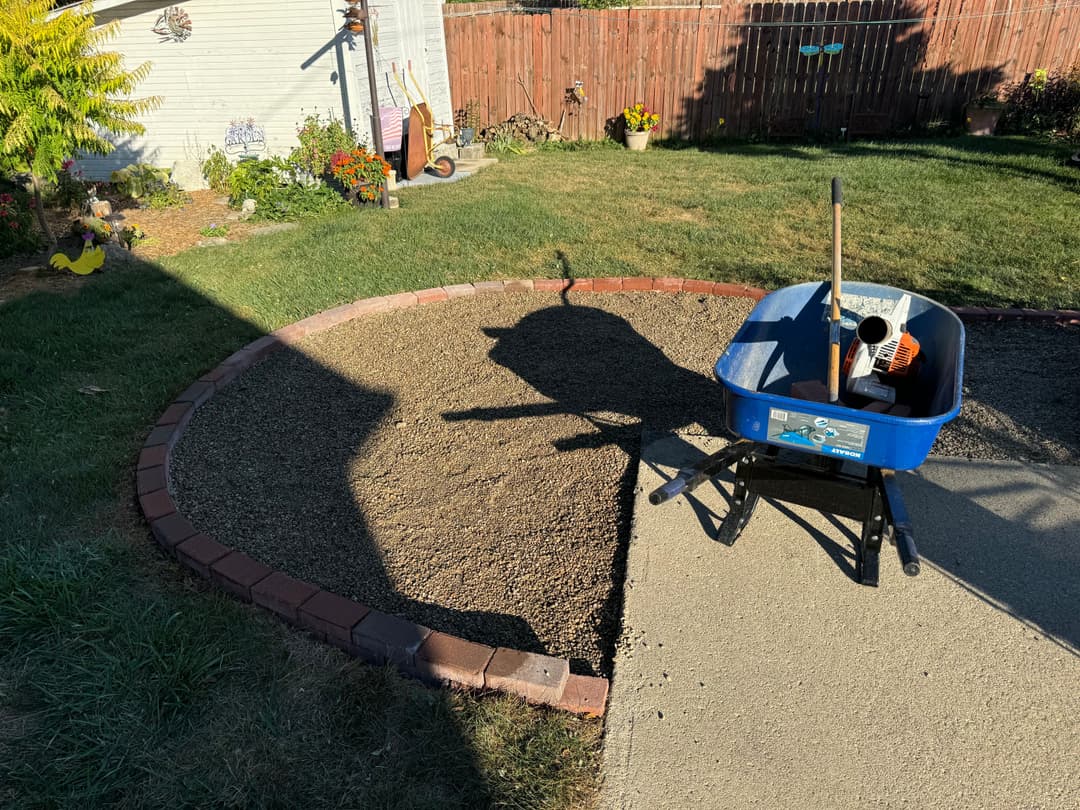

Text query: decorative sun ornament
(153, 7), (192, 43)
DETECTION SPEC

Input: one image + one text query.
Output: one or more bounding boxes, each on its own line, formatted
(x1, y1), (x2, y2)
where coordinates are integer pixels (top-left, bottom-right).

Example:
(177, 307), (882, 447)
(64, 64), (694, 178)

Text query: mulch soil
(170, 292), (1079, 676)
(0, 190), (257, 305)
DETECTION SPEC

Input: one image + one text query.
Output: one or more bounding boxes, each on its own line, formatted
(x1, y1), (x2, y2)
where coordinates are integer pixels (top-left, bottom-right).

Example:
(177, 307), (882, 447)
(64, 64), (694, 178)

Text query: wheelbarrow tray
(715, 282), (964, 470)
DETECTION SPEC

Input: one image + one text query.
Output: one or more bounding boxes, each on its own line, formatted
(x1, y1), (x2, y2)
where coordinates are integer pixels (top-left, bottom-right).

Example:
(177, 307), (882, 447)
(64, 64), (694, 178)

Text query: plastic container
(715, 282), (964, 470)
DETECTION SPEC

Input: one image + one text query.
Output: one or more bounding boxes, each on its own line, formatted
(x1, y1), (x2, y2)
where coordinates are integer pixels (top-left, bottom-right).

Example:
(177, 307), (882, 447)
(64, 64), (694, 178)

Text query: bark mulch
(0, 190), (256, 304)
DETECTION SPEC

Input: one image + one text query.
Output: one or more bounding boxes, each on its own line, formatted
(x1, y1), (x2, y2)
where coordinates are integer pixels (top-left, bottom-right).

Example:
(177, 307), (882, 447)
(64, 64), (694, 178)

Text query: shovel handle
(829, 178), (843, 404)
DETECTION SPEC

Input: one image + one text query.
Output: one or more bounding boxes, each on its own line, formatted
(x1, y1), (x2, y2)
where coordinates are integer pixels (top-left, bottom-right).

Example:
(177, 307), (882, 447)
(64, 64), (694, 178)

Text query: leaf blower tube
(842, 294), (921, 404)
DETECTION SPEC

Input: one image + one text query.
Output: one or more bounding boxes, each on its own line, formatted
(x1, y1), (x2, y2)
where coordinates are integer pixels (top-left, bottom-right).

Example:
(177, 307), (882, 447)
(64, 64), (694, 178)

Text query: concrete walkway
(602, 433), (1079, 810)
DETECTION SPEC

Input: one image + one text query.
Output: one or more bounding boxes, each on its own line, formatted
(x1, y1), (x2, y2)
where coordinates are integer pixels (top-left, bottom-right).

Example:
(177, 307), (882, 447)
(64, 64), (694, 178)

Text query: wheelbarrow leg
(716, 460), (759, 546)
(855, 470), (886, 586)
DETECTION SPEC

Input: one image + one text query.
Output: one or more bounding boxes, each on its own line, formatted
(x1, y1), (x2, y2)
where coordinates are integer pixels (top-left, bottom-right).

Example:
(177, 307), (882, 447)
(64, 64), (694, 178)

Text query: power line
(444, 0), (1080, 29)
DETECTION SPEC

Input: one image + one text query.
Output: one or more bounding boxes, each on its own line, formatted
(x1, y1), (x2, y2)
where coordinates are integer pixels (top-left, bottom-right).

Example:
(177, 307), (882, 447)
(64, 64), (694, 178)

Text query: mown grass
(1, 135), (1076, 808)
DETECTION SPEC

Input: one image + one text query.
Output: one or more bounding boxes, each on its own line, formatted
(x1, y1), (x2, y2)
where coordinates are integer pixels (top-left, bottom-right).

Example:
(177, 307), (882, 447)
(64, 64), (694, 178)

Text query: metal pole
(358, 0), (390, 209)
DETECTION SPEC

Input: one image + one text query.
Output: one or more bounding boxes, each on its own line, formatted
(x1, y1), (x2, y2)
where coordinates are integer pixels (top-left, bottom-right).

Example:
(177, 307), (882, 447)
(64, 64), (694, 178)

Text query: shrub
(226, 157), (291, 207)
(227, 158), (347, 221)
(49, 159), (89, 210)
(110, 163), (169, 199)
(0, 187), (41, 258)
(259, 183), (348, 220)
(201, 146), (232, 194)
(999, 65), (1080, 139)
(290, 110), (358, 177)
(118, 222), (145, 249)
(144, 182), (191, 210)
(486, 132), (527, 155)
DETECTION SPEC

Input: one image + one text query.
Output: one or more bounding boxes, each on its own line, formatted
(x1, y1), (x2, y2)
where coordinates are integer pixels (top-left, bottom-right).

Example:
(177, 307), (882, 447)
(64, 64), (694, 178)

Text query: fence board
(443, 1), (1080, 139)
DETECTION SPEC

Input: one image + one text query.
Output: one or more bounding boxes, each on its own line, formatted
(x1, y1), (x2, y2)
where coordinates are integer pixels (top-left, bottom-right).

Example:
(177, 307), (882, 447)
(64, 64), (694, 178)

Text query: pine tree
(0, 0), (160, 247)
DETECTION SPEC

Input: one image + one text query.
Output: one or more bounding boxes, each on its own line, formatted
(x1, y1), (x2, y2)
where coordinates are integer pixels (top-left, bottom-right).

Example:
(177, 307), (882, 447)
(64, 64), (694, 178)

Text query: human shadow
(443, 302), (729, 453)
(442, 294), (733, 671)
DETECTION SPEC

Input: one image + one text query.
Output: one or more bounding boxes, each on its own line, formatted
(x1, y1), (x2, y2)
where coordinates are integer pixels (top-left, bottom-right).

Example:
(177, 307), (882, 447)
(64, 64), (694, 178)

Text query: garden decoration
(50, 232), (105, 275)
(152, 6), (191, 42)
(799, 42), (844, 132)
(623, 103), (660, 151)
(392, 61), (457, 180)
(650, 179), (965, 587)
(224, 119), (266, 160)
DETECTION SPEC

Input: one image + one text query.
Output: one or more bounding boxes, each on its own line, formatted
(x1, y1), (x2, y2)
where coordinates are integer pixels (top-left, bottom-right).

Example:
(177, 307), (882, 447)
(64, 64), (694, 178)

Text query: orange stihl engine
(842, 294), (921, 404)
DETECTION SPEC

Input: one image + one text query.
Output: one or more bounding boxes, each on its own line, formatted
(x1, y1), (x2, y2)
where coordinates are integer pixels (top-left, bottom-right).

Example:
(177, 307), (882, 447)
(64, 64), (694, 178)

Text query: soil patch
(0, 190), (258, 303)
(170, 293), (1078, 676)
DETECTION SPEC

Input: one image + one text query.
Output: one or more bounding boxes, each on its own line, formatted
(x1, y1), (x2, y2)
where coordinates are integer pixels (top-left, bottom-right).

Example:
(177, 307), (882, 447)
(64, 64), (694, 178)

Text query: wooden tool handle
(829, 178), (843, 404)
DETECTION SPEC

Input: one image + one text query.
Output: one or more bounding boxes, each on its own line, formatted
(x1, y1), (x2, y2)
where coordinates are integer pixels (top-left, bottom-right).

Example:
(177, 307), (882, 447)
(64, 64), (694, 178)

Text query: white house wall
(353, 0), (454, 147)
(73, 0), (452, 187)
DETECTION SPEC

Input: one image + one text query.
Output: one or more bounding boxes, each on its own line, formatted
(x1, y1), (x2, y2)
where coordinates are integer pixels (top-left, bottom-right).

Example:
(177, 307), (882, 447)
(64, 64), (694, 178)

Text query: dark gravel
(170, 293), (1078, 675)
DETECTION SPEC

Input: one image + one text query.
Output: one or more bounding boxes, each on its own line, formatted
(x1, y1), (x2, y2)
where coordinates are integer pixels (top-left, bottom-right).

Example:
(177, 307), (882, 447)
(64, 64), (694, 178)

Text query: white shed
(59, 0), (454, 187)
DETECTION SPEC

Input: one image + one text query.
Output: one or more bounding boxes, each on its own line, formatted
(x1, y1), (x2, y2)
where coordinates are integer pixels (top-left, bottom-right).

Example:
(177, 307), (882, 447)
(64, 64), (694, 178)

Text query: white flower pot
(625, 130), (650, 151)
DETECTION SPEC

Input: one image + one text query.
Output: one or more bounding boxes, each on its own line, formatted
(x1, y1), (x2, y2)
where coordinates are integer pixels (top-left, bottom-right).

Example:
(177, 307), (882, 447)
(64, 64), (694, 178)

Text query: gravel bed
(170, 292), (1078, 675)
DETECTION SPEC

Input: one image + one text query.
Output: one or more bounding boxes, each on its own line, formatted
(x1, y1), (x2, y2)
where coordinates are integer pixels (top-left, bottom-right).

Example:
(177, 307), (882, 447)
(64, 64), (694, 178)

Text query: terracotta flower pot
(625, 130), (649, 151)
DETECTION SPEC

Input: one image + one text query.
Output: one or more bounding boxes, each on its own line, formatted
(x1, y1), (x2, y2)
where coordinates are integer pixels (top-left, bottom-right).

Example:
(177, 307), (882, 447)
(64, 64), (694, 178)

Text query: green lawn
(1, 136), (1077, 808)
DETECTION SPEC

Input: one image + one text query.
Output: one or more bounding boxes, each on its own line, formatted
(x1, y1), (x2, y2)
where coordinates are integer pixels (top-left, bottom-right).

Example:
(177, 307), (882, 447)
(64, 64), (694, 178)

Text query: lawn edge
(137, 278), (1078, 717)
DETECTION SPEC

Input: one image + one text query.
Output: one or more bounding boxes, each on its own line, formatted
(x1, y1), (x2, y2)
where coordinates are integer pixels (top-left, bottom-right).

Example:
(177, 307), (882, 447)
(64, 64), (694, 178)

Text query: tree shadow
(0, 252), (499, 804)
(900, 460), (1080, 654)
(679, 1), (1007, 141)
(172, 346), (547, 662)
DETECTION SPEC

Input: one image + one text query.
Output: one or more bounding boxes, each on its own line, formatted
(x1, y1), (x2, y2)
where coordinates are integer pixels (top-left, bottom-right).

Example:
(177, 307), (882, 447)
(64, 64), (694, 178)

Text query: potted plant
(329, 147), (392, 205)
(964, 93), (1005, 136)
(623, 103), (660, 150)
(458, 100), (481, 147)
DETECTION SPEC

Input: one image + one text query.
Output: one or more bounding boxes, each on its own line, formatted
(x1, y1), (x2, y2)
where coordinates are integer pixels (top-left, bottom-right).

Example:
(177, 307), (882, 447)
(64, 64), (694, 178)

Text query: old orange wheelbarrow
(392, 61), (456, 180)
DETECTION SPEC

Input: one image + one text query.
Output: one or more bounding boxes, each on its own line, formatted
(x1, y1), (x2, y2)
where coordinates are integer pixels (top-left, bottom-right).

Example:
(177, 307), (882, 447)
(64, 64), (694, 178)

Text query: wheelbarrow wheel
(431, 155), (455, 178)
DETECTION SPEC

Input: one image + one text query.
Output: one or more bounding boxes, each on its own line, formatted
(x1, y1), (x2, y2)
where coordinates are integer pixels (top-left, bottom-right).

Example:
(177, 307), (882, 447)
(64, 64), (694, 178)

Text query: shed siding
(353, 0), (454, 144)
(75, 0), (451, 186)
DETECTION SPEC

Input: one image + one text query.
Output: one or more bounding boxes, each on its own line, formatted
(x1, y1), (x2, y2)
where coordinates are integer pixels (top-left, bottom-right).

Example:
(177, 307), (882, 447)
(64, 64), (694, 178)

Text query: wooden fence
(443, 0), (1080, 139)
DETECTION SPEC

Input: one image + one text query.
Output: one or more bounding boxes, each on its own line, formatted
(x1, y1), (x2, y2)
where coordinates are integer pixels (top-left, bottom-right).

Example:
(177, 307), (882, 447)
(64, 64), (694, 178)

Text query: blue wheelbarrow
(650, 281), (965, 586)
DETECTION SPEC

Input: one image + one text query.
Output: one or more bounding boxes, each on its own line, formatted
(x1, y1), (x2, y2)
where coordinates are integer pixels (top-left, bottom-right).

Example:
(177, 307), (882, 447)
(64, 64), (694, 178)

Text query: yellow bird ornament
(50, 233), (106, 275)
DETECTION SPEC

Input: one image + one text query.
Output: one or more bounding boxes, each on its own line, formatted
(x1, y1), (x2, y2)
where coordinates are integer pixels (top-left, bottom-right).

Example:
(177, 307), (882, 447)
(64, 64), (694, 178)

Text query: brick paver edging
(137, 278), (1079, 717)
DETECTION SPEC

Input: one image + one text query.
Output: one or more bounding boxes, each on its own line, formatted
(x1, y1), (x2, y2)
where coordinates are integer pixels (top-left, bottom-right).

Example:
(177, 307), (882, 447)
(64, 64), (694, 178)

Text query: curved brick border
(137, 277), (1079, 717)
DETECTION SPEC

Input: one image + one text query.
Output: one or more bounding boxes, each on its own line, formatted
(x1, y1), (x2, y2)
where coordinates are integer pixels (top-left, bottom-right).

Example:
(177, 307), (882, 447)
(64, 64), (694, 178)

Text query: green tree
(0, 0), (160, 247)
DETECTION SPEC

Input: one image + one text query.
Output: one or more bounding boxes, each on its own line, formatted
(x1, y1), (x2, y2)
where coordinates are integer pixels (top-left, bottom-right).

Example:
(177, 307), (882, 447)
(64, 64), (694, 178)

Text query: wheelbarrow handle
(648, 440), (752, 506)
(649, 477), (688, 505)
(882, 470), (920, 576)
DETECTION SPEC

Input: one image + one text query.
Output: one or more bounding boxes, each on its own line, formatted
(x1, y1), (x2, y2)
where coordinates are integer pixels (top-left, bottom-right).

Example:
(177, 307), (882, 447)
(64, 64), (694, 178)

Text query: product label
(767, 408), (870, 460)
